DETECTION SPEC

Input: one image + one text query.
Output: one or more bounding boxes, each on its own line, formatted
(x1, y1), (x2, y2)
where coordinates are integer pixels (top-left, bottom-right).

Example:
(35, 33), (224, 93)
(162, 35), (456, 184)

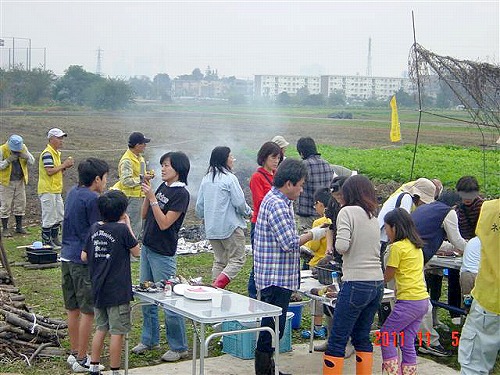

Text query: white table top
(299, 270), (394, 306)
(133, 288), (282, 324)
(427, 255), (462, 270)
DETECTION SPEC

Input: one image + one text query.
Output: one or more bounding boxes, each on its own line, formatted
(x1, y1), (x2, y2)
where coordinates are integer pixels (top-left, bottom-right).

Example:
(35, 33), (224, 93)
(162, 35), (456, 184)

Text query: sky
(1, 1), (498, 79)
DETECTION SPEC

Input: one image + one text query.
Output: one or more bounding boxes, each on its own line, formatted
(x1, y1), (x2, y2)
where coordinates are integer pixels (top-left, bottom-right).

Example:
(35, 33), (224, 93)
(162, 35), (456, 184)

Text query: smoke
(114, 106), (294, 204)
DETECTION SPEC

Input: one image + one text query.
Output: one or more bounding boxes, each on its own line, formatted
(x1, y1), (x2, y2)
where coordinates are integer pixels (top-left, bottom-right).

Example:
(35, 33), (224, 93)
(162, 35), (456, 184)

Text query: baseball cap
(405, 178), (436, 204)
(128, 132), (151, 147)
(272, 135), (289, 148)
(8, 134), (23, 152)
(47, 128), (67, 138)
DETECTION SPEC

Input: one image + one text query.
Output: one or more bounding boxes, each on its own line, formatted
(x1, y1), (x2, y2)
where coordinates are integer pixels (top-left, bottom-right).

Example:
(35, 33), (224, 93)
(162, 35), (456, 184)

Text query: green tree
(302, 94), (325, 106)
(436, 82), (460, 108)
(328, 89), (346, 106)
(84, 78), (133, 110)
(53, 65), (101, 105)
(152, 73), (171, 101)
(277, 91), (292, 105)
(0, 67), (54, 106)
(192, 68), (204, 81)
(394, 88), (417, 107)
(295, 86), (310, 103)
(129, 75), (153, 99)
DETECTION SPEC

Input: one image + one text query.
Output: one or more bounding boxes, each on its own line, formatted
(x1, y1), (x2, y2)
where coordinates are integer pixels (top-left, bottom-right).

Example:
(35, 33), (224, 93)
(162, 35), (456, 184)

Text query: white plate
(184, 286), (217, 300)
(173, 284), (190, 296)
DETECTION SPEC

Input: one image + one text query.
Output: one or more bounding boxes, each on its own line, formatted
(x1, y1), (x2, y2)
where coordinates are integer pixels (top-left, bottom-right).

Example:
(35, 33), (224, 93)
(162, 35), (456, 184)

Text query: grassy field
(0, 103), (498, 373)
(1, 226), (480, 375)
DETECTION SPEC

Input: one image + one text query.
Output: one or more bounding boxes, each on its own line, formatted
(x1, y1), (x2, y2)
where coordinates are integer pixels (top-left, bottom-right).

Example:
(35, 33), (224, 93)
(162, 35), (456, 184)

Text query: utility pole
(366, 37), (372, 77)
(96, 47), (103, 76)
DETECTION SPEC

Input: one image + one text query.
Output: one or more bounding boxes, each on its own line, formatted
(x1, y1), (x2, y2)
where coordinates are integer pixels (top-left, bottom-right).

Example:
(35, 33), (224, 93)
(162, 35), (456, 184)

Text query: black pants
(447, 269), (462, 318)
(257, 286), (293, 353)
(425, 272), (443, 301)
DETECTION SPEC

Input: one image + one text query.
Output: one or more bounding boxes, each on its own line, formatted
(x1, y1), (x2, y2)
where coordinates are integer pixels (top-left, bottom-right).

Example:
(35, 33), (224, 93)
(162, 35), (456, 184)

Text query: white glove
(309, 226), (327, 241)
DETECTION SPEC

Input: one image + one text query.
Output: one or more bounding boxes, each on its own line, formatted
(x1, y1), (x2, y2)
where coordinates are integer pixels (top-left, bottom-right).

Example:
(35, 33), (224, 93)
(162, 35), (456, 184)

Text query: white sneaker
(71, 356), (104, 373)
(161, 350), (189, 362)
(451, 317), (462, 325)
(131, 342), (161, 354)
(67, 354), (77, 366)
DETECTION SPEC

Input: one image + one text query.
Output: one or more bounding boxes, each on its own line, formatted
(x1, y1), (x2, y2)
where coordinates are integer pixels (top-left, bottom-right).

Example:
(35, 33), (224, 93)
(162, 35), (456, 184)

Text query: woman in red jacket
(247, 141), (281, 298)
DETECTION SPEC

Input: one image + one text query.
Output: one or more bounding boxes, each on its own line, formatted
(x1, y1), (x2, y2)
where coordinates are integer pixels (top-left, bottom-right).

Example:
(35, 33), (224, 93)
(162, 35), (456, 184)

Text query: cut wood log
(0, 305), (68, 330)
(23, 263), (60, 270)
(3, 312), (66, 339)
(0, 285), (19, 292)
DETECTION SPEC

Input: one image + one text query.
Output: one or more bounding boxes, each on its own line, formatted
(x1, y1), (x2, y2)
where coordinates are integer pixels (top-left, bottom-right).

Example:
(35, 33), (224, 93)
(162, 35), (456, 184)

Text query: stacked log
(0, 278), (68, 363)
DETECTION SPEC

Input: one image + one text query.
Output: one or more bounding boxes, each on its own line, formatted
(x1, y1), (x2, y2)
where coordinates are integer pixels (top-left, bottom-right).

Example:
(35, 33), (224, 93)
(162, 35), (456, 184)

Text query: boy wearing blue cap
(0, 134), (35, 236)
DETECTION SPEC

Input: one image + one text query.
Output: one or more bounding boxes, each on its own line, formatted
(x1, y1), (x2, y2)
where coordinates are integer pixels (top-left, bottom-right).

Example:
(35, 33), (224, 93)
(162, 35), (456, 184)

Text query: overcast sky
(1, 1), (498, 79)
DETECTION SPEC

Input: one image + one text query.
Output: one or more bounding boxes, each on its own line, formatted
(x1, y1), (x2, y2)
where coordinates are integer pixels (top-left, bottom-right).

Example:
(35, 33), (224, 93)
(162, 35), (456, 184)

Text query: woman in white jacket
(195, 146), (251, 288)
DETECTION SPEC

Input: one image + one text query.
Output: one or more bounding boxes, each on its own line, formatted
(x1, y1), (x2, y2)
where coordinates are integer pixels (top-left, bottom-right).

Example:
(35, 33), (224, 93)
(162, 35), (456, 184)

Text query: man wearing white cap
(37, 128), (75, 247)
(0, 134), (35, 237)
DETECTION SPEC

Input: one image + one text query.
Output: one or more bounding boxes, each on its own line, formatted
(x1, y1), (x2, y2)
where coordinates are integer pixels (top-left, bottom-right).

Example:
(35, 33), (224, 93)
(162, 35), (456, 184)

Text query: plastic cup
(211, 290), (223, 308)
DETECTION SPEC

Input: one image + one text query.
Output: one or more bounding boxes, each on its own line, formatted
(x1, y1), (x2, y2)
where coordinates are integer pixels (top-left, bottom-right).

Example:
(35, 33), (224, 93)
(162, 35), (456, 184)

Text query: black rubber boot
(15, 215), (27, 234)
(50, 224), (62, 247)
(41, 227), (53, 246)
(255, 350), (273, 375)
(2, 218), (12, 237)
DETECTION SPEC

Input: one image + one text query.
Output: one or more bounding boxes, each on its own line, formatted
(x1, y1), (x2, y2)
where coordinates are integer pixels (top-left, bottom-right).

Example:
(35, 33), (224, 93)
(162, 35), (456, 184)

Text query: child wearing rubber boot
(380, 208), (429, 375)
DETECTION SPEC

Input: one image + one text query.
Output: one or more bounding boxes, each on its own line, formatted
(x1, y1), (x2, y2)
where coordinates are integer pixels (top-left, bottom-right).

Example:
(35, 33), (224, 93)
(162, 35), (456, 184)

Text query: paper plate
(184, 286), (217, 300)
(173, 284), (190, 296)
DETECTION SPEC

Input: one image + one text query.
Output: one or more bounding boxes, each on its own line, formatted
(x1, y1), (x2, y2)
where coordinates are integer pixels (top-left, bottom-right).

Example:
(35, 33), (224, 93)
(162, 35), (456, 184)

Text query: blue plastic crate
(222, 312), (293, 359)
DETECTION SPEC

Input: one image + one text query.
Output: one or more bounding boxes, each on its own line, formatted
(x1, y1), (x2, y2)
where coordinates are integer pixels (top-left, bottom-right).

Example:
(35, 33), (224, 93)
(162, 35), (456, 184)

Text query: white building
(320, 75), (414, 100)
(254, 74), (414, 101)
(254, 75), (321, 99)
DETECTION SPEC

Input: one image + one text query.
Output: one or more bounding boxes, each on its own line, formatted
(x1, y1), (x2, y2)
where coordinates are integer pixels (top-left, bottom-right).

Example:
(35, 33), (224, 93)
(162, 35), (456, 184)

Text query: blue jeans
(139, 245), (188, 352)
(256, 286), (292, 353)
(326, 280), (384, 357)
(247, 222), (257, 299)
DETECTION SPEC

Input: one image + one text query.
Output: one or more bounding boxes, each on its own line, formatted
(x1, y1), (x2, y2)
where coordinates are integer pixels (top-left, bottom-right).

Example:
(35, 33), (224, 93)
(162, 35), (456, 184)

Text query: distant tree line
(274, 86), (458, 109)
(0, 64), (462, 110)
(0, 65), (133, 109)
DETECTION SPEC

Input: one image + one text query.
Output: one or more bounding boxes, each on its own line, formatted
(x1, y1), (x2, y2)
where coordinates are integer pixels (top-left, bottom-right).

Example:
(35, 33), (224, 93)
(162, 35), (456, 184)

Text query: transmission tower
(366, 37), (372, 77)
(96, 47), (103, 76)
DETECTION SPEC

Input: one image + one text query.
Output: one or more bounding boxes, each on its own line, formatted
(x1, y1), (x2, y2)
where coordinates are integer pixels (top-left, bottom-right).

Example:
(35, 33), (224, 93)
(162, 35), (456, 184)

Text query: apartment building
(320, 75), (413, 100)
(254, 74), (414, 100)
(172, 80), (228, 98)
(254, 75), (321, 99)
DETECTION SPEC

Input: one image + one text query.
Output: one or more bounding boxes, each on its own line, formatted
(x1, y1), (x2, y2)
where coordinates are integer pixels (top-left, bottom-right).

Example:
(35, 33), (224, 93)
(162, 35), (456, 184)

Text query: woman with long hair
(195, 146), (251, 289)
(323, 175), (384, 375)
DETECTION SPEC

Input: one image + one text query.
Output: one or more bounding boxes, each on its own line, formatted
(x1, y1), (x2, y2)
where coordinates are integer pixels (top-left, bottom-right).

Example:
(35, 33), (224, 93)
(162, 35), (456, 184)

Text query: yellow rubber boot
(323, 354), (344, 375)
(355, 351), (373, 375)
